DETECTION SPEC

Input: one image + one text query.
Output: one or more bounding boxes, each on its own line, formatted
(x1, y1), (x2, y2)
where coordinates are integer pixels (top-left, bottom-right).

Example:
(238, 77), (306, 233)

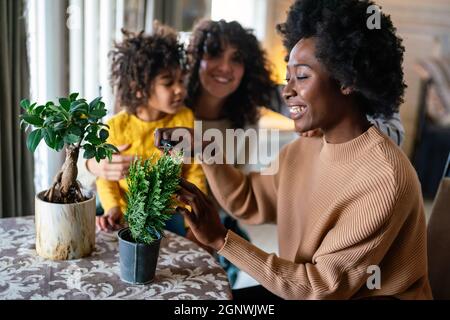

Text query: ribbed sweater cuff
(218, 230), (272, 284)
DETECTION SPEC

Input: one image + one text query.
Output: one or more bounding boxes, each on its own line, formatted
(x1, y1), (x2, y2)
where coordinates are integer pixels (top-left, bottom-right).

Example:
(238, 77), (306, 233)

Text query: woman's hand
(86, 144), (133, 181)
(154, 127), (212, 158)
(154, 127), (195, 155)
(96, 207), (124, 232)
(176, 178), (228, 251)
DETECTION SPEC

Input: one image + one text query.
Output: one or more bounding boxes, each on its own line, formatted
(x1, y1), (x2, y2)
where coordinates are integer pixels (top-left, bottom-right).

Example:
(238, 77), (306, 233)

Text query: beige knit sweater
(202, 126), (432, 300)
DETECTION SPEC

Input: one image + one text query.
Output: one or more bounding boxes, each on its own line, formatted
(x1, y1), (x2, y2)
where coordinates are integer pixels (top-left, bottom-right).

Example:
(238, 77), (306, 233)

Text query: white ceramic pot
(35, 191), (96, 260)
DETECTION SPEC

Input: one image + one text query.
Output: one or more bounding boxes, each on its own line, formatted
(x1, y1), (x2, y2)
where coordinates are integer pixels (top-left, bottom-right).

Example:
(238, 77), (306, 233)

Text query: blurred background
(1, 0), (450, 287)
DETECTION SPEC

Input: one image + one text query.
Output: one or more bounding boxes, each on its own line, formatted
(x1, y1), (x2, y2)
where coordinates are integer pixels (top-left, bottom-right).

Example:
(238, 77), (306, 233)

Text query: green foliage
(19, 93), (118, 160)
(125, 152), (183, 245)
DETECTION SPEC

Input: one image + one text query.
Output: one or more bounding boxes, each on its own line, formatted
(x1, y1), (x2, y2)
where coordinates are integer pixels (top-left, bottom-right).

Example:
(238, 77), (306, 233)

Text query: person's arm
(178, 175), (414, 299)
(94, 117), (126, 231)
(368, 112), (404, 146)
(201, 148), (282, 225)
(86, 144), (133, 181)
(96, 178), (122, 214)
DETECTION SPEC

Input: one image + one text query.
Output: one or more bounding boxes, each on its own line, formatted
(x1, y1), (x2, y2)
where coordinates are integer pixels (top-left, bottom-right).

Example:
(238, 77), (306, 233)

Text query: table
(0, 216), (232, 300)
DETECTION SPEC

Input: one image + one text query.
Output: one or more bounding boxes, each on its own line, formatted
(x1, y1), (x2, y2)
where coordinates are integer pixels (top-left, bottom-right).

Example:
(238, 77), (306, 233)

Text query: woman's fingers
(154, 128), (173, 147)
(179, 178), (210, 203)
(176, 206), (196, 225)
(177, 188), (202, 217)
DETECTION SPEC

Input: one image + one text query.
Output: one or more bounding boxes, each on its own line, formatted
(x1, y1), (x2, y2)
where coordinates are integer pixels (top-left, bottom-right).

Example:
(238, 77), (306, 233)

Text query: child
(96, 23), (206, 232)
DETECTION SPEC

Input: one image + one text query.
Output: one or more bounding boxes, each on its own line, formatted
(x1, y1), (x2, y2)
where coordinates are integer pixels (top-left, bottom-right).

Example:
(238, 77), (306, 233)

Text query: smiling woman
(155, 0), (433, 300)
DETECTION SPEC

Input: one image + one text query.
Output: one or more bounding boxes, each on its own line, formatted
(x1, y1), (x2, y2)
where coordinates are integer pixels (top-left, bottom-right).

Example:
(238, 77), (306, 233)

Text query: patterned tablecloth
(0, 216), (232, 300)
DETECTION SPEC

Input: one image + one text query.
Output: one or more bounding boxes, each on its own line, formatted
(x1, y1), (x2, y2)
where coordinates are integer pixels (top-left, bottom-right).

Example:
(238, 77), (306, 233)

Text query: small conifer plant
(125, 151), (183, 245)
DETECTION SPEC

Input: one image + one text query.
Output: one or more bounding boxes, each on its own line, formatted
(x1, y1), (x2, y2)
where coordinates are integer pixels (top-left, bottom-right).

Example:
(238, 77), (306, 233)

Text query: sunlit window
(211, 0), (267, 40)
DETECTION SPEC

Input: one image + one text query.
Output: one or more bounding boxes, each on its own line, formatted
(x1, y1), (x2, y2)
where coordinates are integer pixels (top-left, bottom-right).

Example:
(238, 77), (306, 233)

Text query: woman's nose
(217, 58), (232, 73)
(282, 81), (296, 100)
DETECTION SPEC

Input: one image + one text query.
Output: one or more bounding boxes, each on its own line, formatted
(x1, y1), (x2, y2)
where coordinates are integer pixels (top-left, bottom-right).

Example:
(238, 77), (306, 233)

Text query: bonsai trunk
(43, 145), (85, 203)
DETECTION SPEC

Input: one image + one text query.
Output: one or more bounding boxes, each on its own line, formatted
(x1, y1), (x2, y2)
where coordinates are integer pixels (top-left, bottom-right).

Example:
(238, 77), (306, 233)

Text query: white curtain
(27, 0), (155, 192)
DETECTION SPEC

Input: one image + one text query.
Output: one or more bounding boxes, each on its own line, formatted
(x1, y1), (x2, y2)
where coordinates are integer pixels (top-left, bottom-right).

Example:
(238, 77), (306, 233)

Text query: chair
(412, 57), (450, 199)
(427, 151), (450, 299)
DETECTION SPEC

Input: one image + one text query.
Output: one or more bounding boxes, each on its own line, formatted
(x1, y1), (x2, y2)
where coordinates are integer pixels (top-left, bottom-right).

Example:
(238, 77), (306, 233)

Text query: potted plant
(20, 93), (118, 260)
(118, 151), (183, 284)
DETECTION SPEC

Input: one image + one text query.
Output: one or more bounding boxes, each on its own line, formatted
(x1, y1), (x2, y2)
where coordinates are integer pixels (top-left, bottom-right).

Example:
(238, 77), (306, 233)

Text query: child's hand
(96, 207), (124, 232)
(87, 144), (133, 181)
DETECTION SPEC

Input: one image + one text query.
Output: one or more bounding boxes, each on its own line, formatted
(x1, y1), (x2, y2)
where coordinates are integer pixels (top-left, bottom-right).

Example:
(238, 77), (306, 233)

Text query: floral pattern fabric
(0, 217), (232, 300)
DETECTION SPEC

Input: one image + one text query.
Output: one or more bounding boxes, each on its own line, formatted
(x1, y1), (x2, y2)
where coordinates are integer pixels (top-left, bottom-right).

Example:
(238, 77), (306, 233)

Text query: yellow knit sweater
(96, 107), (206, 215)
(203, 126), (432, 300)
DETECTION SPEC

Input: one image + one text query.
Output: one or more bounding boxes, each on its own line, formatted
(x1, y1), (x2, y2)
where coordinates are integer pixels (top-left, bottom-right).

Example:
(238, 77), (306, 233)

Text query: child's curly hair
(277, 0), (406, 117)
(110, 22), (186, 114)
(186, 19), (276, 129)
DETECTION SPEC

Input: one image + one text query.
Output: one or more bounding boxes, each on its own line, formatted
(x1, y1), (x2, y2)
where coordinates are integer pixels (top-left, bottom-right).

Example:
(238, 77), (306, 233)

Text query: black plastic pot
(118, 228), (161, 284)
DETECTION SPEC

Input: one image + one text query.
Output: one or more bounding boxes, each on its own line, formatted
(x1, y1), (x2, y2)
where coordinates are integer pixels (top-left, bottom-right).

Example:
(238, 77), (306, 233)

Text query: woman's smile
(211, 74), (233, 84)
(289, 105), (308, 120)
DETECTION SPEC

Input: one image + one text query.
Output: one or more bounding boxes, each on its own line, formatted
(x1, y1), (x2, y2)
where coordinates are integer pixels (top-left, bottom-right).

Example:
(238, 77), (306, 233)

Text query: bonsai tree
(125, 151), (183, 244)
(20, 93), (118, 203)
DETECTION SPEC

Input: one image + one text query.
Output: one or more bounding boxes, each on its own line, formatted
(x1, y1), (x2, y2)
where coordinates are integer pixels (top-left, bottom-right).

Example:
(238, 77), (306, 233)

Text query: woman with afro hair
(158, 0), (433, 300)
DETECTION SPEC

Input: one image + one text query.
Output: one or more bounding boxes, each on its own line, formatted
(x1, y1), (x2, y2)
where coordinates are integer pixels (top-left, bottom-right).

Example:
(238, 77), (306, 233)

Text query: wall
(377, 0), (450, 157)
(263, 0), (450, 157)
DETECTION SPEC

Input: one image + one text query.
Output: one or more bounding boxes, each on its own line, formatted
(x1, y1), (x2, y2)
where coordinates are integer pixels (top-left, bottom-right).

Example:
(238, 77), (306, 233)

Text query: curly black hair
(186, 19), (276, 129)
(110, 22), (186, 114)
(277, 0), (406, 117)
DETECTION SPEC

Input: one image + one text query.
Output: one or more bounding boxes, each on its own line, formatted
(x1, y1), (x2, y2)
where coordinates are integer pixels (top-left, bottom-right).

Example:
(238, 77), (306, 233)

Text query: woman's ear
(136, 91), (142, 99)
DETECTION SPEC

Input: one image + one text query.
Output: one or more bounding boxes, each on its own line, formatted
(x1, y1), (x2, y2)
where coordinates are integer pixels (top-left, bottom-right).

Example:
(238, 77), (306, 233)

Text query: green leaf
(104, 143), (119, 153)
(33, 105), (45, 116)
(89, 97), (102, 110)
(98, 123), (110, 129)
(89, 109), (107, 119)
(26, 129), (43, 152)
(85, 132), (101, 145)
(83, 149), (95, 159)
(59, 98), (71, 112)
(20, 120), (28, 131)
(106, 149), (113, 162)
(53, 121), (67, 131)
(64, 133), (80, 144)
(20, 99), (30, 111)
(99, 129), (109, 142)
(43, 128), (56, 149)
(83, 144), (95, 159)
(97, 147), (106, 159)
(21, 114), (44, 127)
(69, 93), (79, 102)
(87, 124), (98, 133)
(55, 137), (65, 151)
(70, 101), (88, 114)
(68, 125), (82, 136)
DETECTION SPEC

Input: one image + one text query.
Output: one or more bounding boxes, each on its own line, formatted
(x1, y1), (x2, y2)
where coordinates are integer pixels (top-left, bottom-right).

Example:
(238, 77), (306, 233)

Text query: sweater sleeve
(96, 178), (122, 214)
(201, 147), (284, 225)
(218, 172), (414, 299)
